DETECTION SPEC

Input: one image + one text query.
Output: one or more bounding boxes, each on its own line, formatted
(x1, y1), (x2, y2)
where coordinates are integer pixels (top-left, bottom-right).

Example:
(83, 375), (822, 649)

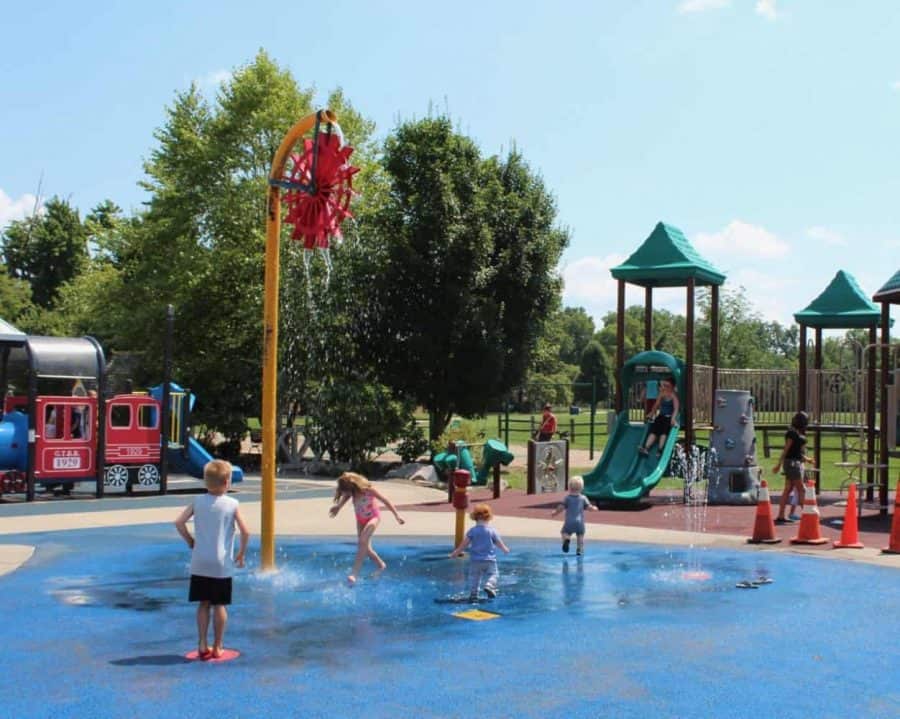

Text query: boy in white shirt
(175, 460), (249, 659)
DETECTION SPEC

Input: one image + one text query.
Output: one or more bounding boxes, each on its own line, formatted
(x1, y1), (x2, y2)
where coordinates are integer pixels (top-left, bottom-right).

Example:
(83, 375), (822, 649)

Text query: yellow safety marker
(453, 609), (501, 621)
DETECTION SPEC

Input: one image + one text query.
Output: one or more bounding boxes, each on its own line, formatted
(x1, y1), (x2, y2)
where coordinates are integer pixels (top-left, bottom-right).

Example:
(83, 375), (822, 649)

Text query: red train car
(103, 394), (163, 492)
(0, 333), (168, 499)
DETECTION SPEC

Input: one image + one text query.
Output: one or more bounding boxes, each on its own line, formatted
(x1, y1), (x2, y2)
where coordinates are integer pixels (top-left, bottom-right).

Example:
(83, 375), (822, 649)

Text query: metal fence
(695, 365), (869, 428)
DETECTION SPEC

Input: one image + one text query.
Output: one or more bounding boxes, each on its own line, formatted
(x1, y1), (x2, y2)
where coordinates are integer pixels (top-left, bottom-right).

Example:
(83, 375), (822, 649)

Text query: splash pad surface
(2, 527), (899, 718)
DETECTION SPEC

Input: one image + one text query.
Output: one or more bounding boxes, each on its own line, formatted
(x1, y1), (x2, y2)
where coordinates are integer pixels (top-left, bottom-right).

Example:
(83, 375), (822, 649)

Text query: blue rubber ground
(2, 527), (899, 718)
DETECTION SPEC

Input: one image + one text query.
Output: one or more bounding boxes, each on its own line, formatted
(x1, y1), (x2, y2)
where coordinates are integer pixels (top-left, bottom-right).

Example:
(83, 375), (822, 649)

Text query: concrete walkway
(2, 475), (899, 574)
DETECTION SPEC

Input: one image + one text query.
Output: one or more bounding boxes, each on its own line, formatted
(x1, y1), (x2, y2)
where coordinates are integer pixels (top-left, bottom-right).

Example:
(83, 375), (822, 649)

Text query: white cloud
(805, 226), (846, 247)
(677, 0), (730, 13)
(694, 220), (789, 260)
(755, 0), (778, 20)
(892, 81), (900, 92)
(562, 254), (626, 306)
(197, 69), (232, 88)
(0, 189), (39, 228)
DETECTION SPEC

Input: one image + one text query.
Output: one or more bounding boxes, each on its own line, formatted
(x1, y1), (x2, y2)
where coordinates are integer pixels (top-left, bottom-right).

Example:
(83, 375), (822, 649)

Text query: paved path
(2, 474), (899, 573)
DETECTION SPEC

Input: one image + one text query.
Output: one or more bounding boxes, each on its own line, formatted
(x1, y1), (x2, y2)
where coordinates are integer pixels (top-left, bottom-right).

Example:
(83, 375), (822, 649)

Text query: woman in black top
(773, 411), (814, 523)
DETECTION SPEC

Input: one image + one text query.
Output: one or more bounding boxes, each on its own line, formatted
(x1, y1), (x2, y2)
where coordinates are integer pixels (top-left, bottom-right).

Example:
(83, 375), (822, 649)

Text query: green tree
(366, 118), (568, 437)
(596, 305), (686, 365)
(575, 340), (611, 403)
(2, 197), (88, 308)
(108, 51), (378, 438)
(557, 306), (595, 365)
(696, 286), (796, 369)
(0, 265), (34, 325)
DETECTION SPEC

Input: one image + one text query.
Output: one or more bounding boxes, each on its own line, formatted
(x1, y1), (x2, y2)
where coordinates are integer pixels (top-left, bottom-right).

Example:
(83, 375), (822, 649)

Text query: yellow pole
(455, 507), (466, 548)
(261, 109), (337, 571)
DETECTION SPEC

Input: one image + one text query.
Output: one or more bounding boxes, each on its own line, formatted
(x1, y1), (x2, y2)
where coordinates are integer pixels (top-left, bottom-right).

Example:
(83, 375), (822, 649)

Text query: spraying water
(671, 444), (718, 581)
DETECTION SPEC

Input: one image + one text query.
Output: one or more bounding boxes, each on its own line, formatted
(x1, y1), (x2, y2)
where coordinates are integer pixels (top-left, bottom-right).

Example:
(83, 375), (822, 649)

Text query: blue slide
(149, 383), (243, 483)
(582, 411), (677, 502)
(167, 437), (244, 483)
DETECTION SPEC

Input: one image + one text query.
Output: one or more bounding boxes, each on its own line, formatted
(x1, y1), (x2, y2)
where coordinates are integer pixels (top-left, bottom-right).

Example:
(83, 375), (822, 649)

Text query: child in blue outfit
(450, 503), (510, 601)
(551, 476), (594, 555)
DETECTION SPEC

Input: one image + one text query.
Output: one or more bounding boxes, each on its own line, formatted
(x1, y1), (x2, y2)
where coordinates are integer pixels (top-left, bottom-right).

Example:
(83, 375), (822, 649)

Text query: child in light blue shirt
(552, 476), (594, 555)
(450, 503), (510, 601)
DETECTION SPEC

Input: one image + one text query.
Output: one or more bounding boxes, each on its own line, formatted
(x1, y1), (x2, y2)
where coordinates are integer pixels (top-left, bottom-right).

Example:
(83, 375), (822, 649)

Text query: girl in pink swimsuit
(329, 472), (405, 585)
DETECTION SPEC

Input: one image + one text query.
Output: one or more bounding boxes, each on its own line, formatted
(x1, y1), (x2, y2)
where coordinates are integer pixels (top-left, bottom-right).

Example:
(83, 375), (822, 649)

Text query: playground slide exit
(582, 411), (678, 501)
(167, 437), (244, 483)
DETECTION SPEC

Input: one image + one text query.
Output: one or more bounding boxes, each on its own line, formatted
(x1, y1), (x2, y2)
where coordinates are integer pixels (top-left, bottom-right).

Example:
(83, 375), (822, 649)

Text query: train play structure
(0, 327), (242, 501)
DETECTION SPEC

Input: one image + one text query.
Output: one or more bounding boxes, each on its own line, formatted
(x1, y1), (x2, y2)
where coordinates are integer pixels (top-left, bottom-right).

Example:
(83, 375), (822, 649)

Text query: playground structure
(708, 389), (761, 505)
(526, 437), (569, 494)
(602, 222), (899, 510)
(583, 351), (684, 502)
(0, 325), (242, 501)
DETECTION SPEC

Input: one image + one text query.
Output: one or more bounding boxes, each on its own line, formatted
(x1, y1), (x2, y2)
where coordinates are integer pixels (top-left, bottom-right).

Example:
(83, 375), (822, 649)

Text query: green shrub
(396, 421), (430, 463)
(305, 380), (413, 469)
(433, 418), (486, 464)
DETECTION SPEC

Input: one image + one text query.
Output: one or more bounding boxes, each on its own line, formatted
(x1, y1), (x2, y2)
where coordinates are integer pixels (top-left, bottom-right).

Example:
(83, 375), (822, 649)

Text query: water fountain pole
(261, 110), (338, 571)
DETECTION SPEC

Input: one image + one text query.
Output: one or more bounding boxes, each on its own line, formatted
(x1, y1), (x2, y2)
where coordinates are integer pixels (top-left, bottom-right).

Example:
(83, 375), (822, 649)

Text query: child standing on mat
(639, 377), (680, 456)
(329, 472), (405, 585)
(174, 459), (249, 659)
(773, 411), (814, 524)
(551, 476), (594, 555)
(450, 503), (510, 601)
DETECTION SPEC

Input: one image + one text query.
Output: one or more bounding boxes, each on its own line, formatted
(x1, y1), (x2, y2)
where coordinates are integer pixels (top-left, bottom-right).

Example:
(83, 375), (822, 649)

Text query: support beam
(867, 324), (877, 502)
(615, 279), (625, 413)
(644, 286), (653, 351)
(685, 278), (695, 449)
(799, 324), (808, 411)
(880, 302), (891, 514)
(710, 284), (720, 427)
(814, 328), (822, 493)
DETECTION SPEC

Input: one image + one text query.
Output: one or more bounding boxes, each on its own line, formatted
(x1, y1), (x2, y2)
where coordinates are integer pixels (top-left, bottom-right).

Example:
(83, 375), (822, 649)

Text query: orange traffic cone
(882, 480), (900, 554)
(790, 479), (828, 545)
(747, 479), (781, 544)
(833, 483), (864, 549)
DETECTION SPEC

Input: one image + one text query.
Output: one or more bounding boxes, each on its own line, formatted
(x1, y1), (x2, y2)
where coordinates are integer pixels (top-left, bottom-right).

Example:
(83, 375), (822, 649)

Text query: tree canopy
(365, 117), (569, 437)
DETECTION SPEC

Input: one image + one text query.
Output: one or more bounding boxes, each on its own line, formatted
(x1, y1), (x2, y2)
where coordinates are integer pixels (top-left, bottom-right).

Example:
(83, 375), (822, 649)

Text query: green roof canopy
(794, 270), (881, 329)
(610, 222), (726, 288)
(873, 269), (900, 304)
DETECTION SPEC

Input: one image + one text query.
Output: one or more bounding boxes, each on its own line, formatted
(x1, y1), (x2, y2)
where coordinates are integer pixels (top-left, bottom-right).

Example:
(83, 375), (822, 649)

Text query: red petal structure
(282, 132), (359, 250)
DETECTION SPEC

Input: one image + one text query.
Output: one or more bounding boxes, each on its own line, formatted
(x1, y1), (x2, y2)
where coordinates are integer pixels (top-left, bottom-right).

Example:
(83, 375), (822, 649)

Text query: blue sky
(2, 0), (899, 327)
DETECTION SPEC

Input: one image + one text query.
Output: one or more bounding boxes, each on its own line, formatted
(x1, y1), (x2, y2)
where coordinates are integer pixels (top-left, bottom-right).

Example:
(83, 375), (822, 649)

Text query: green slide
(582, 412), (679, 502)
(583, 350), (685, 503)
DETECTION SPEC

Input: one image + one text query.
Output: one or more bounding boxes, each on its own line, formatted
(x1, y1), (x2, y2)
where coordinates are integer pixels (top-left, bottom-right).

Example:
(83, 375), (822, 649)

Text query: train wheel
(12, 471), (26, 494)
(105, 465), (129, 489)
(137, 464), (160, 487)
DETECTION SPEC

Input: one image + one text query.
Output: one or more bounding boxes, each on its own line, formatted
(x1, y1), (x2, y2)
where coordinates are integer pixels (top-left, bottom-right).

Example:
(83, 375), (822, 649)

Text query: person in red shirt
(536, 403), (557, 442)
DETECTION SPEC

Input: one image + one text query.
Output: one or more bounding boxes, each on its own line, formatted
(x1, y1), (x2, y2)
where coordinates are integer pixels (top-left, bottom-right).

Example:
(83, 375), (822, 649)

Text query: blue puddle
(2, 526), (900, 718)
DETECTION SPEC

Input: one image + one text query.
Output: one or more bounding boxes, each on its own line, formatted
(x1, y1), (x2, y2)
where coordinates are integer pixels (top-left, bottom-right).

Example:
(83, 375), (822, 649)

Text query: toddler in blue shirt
(450, 503), (510, 601)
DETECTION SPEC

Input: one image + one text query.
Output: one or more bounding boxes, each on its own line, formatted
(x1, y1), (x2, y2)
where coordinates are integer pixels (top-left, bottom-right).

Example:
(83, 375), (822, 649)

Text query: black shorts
(189, 574), (232, 605)
(650, 415), (673, 436)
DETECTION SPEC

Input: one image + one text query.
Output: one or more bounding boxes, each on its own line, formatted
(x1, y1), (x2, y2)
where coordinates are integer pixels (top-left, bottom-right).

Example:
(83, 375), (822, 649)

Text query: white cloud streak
(755, 0), (778, 20)
(197, 69), (232, 88)
(677, 0), (730, 13)
(694, 219), (789, 259)
(805, 226), (846, 247)
(0, 189), (40, 229)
